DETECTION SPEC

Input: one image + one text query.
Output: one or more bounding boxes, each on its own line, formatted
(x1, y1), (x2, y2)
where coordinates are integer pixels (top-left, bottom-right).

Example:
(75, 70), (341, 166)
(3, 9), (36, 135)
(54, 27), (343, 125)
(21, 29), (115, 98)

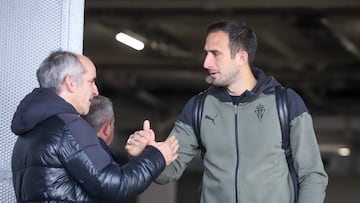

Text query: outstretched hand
(125, 120), (155, 157)
(125, 120), (179, 165)
(150, 135), (179, 166)
(142, 120), (155, 145)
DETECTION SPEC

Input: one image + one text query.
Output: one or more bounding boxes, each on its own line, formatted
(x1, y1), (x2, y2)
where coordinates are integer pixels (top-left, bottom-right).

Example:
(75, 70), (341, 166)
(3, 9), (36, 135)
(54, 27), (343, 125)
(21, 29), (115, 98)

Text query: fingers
(169, 136), (179, 161)
(127, 131), (149, 145)
(143, 120), (150, 131)
(161, 135), (179, 165)
(147, 129), (156, 145)
(125, 120), (158, 157)
(125, 144), (143, 157)
(126, 121), (177, 161)
(165, 136), (178, 148)
(126, 131), (149, 157)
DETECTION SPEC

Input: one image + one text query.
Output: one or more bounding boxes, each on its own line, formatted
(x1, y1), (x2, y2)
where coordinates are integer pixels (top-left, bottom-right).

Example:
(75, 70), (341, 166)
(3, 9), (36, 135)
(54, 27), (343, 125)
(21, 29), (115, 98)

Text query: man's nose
(203, 55), (213, 69)
(93, 84), (99, 96)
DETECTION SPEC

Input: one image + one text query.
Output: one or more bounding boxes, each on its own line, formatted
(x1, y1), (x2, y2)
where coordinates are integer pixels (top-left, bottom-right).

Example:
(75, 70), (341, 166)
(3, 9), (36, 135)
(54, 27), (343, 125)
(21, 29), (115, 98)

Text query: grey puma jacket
(156, 67), (328, 203)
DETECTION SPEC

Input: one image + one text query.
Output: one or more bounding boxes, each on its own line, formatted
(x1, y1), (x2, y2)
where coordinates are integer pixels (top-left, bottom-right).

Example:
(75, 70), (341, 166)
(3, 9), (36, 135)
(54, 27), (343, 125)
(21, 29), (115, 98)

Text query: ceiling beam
(86, 0), (360, 10)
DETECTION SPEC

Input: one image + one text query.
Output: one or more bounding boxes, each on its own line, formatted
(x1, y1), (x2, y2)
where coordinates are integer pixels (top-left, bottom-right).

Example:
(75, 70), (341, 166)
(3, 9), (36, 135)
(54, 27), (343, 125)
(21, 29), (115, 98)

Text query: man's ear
(237, 50), (248, 66)
(63, 75), (76, 93)
(97, 121), (112, 146)
(102, 121), (111, 137)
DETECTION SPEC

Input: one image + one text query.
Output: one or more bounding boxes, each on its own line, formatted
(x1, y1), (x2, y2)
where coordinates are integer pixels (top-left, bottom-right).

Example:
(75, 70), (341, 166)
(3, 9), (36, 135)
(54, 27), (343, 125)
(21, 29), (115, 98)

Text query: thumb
(143, 119), (150, 131)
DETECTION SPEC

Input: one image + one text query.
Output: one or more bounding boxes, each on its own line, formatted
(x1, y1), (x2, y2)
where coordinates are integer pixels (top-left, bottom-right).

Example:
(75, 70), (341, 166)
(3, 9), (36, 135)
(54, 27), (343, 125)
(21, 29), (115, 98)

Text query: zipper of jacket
(234, 104), (240, 203)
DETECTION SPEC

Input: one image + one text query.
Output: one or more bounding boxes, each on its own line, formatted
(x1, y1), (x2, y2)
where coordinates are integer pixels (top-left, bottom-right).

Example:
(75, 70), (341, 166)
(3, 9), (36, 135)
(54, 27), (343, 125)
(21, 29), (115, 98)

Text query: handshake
(125, 120), (179, 166)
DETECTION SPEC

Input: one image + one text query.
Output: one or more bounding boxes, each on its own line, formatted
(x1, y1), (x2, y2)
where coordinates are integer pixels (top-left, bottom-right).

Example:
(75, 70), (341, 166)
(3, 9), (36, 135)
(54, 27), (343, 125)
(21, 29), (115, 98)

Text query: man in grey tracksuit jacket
(153, 20), (328, 203)
(155, 67), (328, 203)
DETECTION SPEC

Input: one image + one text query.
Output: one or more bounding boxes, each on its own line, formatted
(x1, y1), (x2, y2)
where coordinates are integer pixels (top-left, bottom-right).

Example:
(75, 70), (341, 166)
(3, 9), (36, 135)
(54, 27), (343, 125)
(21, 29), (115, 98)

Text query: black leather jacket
(11, 88), (165, 202)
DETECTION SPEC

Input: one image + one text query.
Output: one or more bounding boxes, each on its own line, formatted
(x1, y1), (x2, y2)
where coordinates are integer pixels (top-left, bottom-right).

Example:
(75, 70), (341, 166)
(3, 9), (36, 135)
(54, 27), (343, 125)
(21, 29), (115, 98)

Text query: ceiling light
(115, 32), (144, 51)
(337, 147), (351, 157)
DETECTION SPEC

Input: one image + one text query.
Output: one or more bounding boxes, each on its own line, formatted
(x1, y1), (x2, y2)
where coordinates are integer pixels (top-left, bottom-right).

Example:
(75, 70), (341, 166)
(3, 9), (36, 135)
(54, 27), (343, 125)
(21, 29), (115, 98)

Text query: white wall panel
(0, 0), (84, 201)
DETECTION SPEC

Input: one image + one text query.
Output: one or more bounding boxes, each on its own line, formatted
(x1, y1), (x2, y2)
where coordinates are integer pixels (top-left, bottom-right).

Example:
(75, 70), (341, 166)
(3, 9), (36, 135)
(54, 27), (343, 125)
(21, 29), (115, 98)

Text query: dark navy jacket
(99, 138), (122, 203)
(11, 88), (165, 202)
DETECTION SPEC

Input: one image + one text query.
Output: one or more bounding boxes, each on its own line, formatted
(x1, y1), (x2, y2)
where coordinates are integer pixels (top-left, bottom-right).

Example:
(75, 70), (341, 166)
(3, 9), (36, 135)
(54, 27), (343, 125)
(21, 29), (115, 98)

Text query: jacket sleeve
(155, 97), (200, 184)
(59, 117), (166, 201)
(287, 89), (328, 203)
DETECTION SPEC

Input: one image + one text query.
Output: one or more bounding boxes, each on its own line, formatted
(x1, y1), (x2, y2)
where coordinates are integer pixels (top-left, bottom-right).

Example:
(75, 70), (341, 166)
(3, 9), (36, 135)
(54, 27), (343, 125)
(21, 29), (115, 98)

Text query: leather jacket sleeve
(61, 116), (166, 201)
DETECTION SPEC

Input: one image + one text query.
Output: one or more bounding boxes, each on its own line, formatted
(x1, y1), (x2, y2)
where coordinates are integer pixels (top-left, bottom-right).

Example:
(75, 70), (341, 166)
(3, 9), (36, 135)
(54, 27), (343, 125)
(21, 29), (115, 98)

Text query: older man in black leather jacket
(11, 50), (178, 202)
